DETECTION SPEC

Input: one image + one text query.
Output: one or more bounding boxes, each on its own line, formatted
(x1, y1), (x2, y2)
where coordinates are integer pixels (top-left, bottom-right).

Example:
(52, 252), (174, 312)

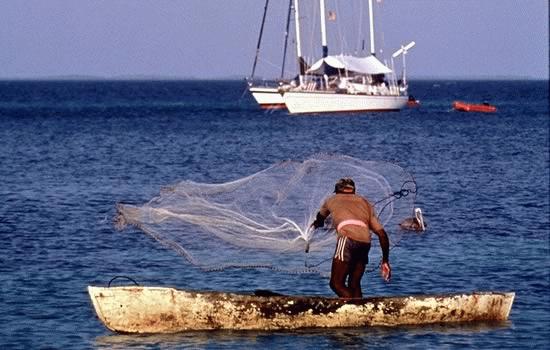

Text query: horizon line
(0, 74), (547, 81)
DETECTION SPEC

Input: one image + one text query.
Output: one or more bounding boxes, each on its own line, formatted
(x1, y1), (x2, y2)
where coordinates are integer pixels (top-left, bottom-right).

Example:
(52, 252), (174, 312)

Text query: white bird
(399, 208), (426, 231)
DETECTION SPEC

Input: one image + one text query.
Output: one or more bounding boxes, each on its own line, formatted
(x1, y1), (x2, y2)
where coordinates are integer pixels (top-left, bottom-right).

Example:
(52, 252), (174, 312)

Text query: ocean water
(0, 80), (548, 349)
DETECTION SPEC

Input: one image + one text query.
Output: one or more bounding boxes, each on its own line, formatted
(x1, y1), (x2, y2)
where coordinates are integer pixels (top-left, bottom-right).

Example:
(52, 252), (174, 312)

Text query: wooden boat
(88, 286), (515, 333)
(453, 101), (497, 113)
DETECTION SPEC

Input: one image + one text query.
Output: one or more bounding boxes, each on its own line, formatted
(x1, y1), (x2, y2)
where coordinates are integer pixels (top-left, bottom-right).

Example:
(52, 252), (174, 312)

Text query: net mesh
(115, 154), (419, 275)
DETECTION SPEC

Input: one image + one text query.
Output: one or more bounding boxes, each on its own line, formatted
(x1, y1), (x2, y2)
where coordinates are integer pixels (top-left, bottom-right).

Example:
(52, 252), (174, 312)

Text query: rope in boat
(107, 275), (140, 287)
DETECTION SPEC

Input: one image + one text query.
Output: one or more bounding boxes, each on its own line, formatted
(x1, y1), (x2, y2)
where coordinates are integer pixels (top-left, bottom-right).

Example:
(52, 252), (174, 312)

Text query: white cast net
(115, 154), (419, 275)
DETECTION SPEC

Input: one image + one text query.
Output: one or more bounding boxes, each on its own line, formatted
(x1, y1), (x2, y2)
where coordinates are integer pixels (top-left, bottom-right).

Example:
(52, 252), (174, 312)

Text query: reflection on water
(1, 80), (547, 349)
(94, 321), (512, 349)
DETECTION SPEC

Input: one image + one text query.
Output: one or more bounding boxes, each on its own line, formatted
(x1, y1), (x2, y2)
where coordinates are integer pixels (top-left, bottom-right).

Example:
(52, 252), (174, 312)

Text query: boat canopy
(306, 55), (393, 75)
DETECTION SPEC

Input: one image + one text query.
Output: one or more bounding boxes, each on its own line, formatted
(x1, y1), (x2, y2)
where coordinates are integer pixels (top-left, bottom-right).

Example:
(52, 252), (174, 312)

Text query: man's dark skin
(312, 178), (391, 298)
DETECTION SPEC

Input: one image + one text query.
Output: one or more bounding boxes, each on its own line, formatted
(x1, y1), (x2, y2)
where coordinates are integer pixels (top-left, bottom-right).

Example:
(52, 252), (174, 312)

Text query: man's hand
(381, 262), (391, 282)
(311, 212), (326, 229)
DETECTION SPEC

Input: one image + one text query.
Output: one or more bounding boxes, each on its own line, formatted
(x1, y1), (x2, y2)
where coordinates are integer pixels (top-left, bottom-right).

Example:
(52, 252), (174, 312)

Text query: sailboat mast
(319, 0), (328, 57)
(250, 0), (270, 80)
(293, 0), (305, 85)
(368, 0), (375, 56)
(280, 0), (293, 79)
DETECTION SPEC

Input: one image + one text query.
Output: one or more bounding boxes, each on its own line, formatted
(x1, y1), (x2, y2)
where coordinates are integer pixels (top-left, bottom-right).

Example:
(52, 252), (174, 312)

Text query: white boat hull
(283, 91), (408, 114)
(249, 87), (285, 109)
(88, 286), (515, 333)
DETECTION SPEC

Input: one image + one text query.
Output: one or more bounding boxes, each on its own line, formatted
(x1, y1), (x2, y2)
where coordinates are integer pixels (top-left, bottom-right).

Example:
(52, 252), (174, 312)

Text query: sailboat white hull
(249, 87), (286, 109)
(283, 91), (408, 114)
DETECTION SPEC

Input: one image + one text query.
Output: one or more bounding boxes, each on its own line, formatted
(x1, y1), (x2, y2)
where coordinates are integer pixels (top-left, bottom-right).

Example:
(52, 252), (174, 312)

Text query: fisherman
(311, 178), (391, 298)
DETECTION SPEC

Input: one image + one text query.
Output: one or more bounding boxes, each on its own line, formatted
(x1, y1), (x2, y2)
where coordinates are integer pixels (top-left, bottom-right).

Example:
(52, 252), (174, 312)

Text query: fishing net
(115, 154), (419, 275)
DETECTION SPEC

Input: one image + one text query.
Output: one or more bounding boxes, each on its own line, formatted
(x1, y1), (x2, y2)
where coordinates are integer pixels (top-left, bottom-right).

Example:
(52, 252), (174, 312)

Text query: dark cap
(334, 177), (356, 193)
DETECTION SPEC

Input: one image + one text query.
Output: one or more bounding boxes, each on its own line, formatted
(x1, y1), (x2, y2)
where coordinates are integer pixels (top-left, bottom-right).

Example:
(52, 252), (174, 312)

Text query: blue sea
(1, 80), (548, 349)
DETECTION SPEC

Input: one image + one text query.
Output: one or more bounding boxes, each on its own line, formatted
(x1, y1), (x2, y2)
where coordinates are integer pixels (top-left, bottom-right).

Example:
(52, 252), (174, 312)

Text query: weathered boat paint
(88, 286), (514, 333)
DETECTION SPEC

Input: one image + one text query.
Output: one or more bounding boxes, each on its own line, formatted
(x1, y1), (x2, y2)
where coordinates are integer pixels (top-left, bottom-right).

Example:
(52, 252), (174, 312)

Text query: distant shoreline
(0, 75), (547, 81)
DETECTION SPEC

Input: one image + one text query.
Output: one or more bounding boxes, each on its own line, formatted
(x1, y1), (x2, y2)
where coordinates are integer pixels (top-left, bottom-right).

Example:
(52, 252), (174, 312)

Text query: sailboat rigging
(282, 0), (415, 114)
(248, 0), (296, 110)
(247, 0), (416, 114)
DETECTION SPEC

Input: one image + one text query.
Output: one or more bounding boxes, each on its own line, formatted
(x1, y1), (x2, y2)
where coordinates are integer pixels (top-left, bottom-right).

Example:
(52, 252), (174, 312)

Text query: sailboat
(282, 0), (415, 114)
(248, 0), (305, 110)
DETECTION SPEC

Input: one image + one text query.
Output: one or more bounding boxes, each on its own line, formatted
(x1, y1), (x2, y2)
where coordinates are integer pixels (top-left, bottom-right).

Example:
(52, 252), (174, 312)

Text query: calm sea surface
(1, 80), (548, 349)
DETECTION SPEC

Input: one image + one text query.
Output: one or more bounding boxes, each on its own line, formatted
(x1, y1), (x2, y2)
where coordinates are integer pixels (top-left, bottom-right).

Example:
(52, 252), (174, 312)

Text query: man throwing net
(311, 178), (392, 298)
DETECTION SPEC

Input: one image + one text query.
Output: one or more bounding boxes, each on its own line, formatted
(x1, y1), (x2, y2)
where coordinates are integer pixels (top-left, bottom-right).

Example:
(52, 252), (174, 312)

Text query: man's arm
(369, 203), (392, 282)
(311, 212), (327, 228)
(367, 201), (389, 261)
(367, 201), (390, 263)
(311, 200), (330, 228)
(373, 228), (390, 263)
(373, 227), (391, 282)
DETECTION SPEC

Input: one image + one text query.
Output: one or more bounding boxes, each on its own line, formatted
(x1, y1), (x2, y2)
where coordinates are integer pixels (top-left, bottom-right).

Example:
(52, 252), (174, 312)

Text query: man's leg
(348, 262), (367, 298)
(348, 242), (370, 298)
(329, 258), (353, 298)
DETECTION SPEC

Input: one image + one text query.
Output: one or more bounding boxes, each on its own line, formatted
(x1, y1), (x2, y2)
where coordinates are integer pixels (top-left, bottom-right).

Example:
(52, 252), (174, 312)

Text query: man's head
(334, 177), (356, 194)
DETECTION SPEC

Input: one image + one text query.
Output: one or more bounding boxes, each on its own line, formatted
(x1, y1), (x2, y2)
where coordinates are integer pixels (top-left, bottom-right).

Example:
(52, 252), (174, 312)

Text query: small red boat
(453, 101), (497, 113)
(407, 95), (420, 107)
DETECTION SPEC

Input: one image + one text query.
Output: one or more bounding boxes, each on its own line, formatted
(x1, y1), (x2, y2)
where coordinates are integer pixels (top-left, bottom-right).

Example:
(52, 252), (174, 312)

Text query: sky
(0, 0), (548, 80)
